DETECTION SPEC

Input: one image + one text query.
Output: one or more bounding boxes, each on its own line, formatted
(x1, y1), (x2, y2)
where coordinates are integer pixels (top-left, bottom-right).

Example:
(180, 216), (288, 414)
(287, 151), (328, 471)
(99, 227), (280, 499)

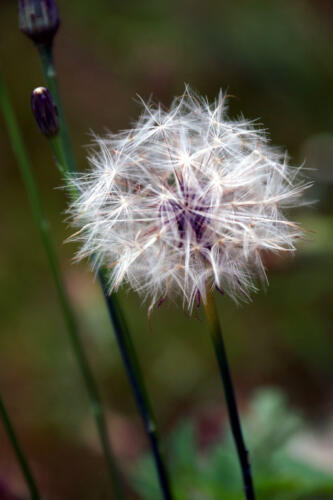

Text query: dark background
(1, 0), (333, 498)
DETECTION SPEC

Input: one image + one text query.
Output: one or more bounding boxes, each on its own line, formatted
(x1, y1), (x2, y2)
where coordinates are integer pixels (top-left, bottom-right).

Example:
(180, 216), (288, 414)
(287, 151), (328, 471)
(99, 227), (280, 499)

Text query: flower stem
(39, 46), (173, 499)
(98, 272), (173, 500)
(0, 73), (124, 499)
(49, 131), (174, 500)
(0, 391), (40, 500)
(36, 44), (76, 173)
(204, 291), (255, 500)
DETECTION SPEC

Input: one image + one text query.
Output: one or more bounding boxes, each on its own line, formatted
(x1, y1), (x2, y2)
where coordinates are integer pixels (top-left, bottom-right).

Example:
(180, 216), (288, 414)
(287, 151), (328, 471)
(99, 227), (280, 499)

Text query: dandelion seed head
(70, 86), (308, 311)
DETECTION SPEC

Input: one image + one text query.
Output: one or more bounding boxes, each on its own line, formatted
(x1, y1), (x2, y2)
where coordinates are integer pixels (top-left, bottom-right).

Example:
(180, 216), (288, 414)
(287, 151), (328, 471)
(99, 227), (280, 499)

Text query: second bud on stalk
(31, 87), (59, 137)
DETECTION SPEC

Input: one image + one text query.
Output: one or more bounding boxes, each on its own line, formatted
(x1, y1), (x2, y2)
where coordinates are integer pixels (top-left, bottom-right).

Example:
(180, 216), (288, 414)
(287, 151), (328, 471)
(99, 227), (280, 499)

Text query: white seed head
(70, 86), (308, 311)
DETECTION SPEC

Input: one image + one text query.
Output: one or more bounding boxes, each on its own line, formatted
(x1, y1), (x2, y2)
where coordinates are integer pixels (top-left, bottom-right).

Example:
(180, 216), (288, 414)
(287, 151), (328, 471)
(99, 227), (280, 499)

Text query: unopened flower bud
(19, 0), (60, 46)
(31, 87), (59, 137)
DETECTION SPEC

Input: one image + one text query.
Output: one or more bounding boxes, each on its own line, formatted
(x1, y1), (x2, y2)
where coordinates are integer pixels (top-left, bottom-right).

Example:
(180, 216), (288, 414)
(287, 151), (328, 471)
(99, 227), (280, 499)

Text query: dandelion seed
(70, 86), (308, 311)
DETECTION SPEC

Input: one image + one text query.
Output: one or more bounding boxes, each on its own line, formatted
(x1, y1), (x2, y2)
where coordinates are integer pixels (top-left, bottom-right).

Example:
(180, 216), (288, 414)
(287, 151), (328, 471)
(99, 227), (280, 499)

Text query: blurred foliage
(133, 389), (333, 499)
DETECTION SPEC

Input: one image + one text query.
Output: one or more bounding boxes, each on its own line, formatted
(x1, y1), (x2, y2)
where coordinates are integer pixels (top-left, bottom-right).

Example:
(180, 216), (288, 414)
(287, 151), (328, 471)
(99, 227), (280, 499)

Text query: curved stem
(0, 392), (40, 500)
(40, 47), (174, 500)
(49, 135), (174, 500)
(0, 72), (124, 499)
(98, 272), (172, 499)
(204, 291), (255, 500)
(36, 44), (76, 173)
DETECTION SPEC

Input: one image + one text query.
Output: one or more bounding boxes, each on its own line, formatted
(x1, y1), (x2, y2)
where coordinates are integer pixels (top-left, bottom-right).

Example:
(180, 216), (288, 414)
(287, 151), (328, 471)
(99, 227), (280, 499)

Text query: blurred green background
(1, 0), (333, 498)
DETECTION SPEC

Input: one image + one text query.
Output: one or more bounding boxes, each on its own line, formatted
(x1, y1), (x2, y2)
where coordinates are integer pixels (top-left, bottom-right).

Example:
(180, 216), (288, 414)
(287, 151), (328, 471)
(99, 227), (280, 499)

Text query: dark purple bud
(18, 0), (60, 46)
(31, 87), (59, 137)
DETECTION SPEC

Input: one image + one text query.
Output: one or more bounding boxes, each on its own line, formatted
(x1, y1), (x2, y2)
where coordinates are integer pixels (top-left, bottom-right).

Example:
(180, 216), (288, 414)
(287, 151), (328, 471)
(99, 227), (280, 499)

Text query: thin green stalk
(50, 131), (174, 500)
(36, 44), (76, 173)
(43, 48), (173, 499)
(204, 291), (255, 500)
(99, 274), (172, 499)
(0, 392), (40, 500)
(0, 73), (124, 499)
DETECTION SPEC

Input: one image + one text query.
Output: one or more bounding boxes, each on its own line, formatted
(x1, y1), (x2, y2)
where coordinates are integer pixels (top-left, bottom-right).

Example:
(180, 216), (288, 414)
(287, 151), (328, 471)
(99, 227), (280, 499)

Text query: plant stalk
(0, 73), (124, 499)
(98, 272), (172, 499)
(0, 392), (40, 500)
(49, 129), (173, 500)
(40, 45), (173, 499)
(36, 44), (76, 173)
(204, 291), (255, 500)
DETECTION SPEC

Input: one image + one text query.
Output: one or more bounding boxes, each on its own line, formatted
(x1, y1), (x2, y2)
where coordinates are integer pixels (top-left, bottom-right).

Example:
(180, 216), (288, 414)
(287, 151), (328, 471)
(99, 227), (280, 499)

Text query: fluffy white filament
(70, 87), (307, 311)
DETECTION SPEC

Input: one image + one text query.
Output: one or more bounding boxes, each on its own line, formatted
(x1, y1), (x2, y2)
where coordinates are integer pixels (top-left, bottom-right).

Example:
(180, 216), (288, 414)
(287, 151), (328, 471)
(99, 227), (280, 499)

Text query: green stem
(39, 45), (173, 500)
(50, 121), (174, 500)
(0, 73), (124, 499)
(204, 291), (255, 500)
(0, 392), (40, 500)
(100, 279), (172, 499)
(36, 44), (77, 173)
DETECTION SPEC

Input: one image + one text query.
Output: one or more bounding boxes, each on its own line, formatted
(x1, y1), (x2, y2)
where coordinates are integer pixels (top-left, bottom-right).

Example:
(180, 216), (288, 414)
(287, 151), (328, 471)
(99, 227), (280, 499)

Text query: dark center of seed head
(159, 186), (209, 245)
